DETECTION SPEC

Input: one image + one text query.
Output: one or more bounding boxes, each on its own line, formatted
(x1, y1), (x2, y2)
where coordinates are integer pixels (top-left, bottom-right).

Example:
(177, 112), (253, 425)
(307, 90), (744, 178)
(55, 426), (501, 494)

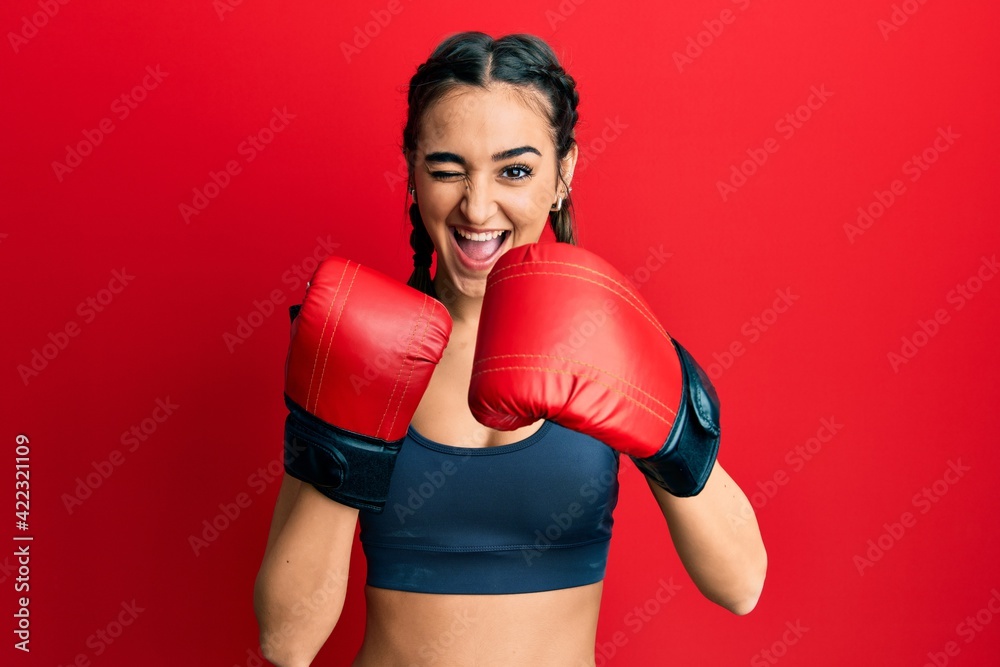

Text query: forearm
(254, 483), (357, 665)
(647, 460), (766, 614)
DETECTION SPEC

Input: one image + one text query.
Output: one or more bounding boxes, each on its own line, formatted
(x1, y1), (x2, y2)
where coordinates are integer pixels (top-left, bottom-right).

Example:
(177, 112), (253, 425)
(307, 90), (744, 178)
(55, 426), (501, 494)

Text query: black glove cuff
(282, 394), (402, 513)
(630, 339), (721, 497)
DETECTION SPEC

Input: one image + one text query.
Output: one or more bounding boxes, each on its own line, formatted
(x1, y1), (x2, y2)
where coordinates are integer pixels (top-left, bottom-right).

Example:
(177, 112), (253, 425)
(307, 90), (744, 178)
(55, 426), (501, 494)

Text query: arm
(644, 460), (766, 615)
(254, 255), (451, 665)
(465, 243), (763, 609)
(254, 475), (358, 667)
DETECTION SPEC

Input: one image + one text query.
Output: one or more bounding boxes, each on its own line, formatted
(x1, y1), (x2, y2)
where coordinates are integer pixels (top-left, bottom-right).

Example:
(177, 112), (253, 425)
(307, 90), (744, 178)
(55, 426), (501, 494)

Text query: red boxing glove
(283, 256), (452, 512)
(469, 243), (720, 496)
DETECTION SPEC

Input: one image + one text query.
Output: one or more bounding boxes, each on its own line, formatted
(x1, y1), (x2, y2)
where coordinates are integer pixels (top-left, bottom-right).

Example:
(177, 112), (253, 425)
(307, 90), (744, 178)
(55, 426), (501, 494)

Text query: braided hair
(402, 32), (580, 297)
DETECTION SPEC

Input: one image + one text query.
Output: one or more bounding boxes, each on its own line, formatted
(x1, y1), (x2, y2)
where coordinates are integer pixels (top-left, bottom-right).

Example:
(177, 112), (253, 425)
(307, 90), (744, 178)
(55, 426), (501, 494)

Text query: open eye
(502, 164), (533, 181)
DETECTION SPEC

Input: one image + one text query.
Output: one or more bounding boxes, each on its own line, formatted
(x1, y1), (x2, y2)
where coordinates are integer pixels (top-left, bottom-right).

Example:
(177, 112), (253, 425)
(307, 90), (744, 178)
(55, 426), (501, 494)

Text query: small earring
(408, 186), (416, 199)
(550, 196), (563, 212)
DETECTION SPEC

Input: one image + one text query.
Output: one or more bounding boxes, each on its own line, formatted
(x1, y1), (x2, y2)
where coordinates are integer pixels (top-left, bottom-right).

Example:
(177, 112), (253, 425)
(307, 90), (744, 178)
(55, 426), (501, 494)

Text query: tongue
(456, 233), (504, 261)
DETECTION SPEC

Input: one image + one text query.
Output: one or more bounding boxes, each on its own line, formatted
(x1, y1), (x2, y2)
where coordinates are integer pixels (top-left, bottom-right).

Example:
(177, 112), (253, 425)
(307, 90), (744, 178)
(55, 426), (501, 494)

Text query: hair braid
(406, 201), (436, 297)
(527, 64), (579, 245)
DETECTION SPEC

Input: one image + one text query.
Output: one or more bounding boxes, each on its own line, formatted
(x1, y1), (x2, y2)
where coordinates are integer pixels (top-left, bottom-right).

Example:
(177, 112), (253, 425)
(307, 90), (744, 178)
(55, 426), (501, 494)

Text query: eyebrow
(424, 145), (542, 166)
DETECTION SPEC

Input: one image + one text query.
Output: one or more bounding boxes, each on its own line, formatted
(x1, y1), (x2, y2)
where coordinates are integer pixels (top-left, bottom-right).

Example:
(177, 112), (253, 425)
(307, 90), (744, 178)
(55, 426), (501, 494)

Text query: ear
(559, 142), (578, 193)
(403, 149), (414, 188)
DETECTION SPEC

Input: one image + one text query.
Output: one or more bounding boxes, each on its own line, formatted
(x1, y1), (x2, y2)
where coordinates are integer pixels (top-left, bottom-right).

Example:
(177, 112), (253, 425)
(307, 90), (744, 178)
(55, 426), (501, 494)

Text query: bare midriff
(352, 582), (603, 666)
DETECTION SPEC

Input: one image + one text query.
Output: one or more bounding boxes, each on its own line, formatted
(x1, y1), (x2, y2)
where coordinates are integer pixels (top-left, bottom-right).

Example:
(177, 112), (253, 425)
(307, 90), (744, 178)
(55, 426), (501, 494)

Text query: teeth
(454, 228), (506, 242)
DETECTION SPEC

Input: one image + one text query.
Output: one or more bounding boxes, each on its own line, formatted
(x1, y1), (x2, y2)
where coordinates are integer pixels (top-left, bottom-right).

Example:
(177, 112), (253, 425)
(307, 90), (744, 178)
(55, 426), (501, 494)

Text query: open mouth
(452, 227), (510, 264)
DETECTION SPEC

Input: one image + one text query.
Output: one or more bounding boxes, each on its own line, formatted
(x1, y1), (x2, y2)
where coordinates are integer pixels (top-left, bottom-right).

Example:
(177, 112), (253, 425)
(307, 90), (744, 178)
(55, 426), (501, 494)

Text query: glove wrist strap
(631, 339), (721, 497)
(282, 394), (401, 513)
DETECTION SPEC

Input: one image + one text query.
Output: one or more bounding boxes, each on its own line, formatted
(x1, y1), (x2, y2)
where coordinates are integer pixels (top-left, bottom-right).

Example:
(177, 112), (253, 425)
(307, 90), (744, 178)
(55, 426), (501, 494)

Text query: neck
(433, 273), (483, 328)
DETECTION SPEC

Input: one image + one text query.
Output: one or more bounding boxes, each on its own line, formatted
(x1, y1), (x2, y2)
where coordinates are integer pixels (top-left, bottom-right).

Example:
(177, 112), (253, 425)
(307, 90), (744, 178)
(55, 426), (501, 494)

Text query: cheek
(419, 189), (459, 226)
(510, 185), (553, 223)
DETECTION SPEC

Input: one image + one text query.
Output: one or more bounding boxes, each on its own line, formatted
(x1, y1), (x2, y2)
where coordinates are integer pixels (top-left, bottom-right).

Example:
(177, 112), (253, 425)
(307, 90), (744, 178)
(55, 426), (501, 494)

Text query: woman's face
(411, 84), (576, 300)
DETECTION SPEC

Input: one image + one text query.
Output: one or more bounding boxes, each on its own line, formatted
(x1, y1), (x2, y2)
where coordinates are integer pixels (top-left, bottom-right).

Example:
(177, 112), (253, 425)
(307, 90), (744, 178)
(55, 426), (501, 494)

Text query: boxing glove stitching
(488, 270), (670, 343)
(377, 296), (428, 440)
(488, 260), (666, 336)
(302, 259), (350, 411)
(489, 266), (646, 316)
(311, 263), (358, 413)
(472, 353), (678, 417)
(471, 365), (674, 428)
(391, 298), (438, 435)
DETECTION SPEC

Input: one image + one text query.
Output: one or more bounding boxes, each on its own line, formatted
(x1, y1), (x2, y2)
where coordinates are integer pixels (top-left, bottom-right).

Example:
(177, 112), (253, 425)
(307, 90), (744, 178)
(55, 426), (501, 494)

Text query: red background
(3, 1), (999, 665)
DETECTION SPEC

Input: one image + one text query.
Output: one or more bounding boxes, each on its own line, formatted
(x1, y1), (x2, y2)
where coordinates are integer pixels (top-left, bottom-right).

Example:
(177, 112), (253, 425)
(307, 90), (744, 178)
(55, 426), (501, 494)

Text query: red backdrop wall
(3, 1), (999, 665)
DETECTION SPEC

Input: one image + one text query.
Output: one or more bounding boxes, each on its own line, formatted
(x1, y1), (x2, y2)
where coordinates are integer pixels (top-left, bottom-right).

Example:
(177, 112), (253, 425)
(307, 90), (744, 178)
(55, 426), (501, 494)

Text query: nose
(460, 177), (498, 227)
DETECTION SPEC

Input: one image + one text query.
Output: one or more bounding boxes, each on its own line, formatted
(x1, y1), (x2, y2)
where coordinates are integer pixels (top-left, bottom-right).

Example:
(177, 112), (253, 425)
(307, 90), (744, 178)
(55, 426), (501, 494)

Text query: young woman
(254, 31), (766, 667)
